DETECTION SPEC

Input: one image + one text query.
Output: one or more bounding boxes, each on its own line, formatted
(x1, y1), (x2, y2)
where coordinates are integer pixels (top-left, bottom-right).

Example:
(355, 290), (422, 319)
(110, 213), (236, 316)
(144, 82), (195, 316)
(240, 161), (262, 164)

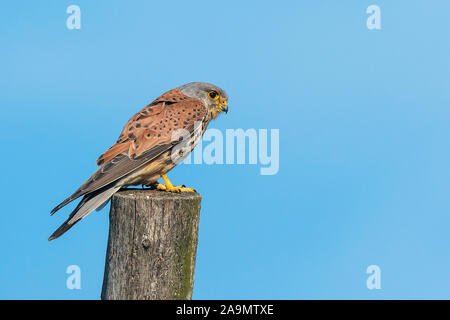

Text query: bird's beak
(219, 99), (228, 114)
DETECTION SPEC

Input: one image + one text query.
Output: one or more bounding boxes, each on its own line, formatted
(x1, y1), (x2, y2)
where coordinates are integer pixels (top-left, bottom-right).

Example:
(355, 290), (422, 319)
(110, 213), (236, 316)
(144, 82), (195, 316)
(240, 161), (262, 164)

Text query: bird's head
(179, 82), (228, 119)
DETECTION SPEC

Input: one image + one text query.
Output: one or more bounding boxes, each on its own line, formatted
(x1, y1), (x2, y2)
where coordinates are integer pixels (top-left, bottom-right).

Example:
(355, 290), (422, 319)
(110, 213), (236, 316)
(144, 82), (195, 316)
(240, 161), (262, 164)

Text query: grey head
(178, 82), (228, 115)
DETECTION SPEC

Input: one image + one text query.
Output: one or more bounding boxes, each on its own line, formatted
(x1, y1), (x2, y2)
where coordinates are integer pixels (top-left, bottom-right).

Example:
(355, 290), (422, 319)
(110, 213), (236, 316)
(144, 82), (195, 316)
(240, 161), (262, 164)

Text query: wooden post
(101, 189), (202, 300)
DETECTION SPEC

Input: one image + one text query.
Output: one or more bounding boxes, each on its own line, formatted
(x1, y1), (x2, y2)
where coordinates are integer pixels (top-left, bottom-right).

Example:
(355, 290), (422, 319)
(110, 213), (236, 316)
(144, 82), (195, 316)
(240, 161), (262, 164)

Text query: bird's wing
(50, 89), (207, 215)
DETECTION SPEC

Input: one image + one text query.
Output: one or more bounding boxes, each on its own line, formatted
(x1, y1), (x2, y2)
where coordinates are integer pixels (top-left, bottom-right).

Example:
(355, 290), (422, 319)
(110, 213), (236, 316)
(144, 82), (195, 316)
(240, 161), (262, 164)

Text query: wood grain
(101, 189), (202, 300)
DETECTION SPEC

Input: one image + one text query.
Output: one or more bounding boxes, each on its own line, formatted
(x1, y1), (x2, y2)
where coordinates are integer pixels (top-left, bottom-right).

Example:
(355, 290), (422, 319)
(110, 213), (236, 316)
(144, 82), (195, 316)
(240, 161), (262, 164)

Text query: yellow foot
(156, 184), (196, 192)
(156, 174), (196, 193)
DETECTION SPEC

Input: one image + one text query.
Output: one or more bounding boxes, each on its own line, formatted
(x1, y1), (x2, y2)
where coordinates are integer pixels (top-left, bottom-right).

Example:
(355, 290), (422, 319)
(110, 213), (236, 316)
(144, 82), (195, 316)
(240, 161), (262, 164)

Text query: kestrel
(49, 82), (228, 240)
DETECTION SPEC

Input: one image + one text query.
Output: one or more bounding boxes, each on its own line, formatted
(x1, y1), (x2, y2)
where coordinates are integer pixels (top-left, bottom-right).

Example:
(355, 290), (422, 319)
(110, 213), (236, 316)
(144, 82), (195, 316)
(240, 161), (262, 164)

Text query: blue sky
(1, 0), (450, 299)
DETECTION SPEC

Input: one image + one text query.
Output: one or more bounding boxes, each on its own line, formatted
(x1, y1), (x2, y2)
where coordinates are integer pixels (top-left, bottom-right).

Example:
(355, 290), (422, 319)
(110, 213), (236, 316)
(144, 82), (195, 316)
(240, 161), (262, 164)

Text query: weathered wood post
(101, 189), (202, 300)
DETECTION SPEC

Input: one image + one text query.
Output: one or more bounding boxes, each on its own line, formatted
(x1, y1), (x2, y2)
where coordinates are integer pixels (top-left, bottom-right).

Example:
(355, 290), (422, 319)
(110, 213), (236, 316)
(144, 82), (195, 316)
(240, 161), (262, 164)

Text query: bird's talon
(156, 184), (167, 191)
(155, 183), (195, 193)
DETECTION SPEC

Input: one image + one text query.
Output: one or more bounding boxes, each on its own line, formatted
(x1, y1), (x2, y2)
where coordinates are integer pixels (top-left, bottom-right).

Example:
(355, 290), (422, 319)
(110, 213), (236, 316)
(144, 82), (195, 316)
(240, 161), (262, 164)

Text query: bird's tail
(48, 185), (121, 241)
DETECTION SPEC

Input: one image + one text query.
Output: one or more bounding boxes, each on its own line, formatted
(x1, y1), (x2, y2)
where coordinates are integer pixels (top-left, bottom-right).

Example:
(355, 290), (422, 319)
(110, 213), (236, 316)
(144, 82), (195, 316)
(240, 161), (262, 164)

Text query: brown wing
(51, 89), (207, 215)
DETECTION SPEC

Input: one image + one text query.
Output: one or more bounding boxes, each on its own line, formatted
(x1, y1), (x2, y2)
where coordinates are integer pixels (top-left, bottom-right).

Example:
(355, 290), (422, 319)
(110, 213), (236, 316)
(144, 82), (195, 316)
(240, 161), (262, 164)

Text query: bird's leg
(156, 174), (196, 193)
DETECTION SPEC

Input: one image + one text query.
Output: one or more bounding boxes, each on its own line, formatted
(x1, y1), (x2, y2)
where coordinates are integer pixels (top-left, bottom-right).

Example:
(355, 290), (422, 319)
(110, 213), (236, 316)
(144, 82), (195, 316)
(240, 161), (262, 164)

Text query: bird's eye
(208, 91), (219, 100)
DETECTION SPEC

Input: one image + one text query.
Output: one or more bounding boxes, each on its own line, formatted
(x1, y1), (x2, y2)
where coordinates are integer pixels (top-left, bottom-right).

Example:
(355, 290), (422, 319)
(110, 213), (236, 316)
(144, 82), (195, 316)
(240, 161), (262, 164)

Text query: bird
(49, 82), (228, 241)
